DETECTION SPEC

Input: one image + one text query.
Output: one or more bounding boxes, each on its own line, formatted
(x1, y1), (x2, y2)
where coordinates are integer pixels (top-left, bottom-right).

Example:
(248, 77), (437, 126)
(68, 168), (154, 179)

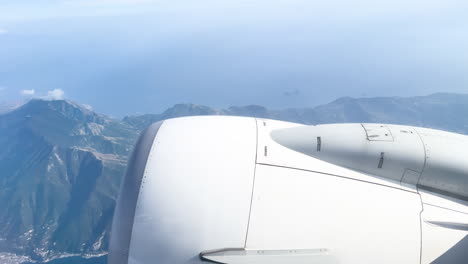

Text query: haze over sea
(1, 0), (468, 116)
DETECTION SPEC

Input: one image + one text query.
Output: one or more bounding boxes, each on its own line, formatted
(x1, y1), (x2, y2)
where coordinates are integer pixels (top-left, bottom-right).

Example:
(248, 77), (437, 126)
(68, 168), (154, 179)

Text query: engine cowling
(109, 116), (468, 264)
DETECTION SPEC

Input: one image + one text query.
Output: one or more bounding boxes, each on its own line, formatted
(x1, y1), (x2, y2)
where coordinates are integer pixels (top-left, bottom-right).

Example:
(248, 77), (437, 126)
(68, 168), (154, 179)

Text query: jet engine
(109, 116), (468, 264)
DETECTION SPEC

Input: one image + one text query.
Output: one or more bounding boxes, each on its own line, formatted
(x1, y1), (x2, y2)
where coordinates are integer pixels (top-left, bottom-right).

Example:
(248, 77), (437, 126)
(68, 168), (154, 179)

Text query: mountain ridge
(0, 99), (138, 263)
(123, 92), (468, 133)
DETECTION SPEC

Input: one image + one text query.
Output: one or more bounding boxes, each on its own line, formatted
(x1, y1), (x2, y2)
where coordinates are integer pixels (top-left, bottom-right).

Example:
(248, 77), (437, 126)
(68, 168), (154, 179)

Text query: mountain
(307, 93), (468, 133)
(122, 103), (219, 131)
(1, 93), (468, 263)
(123, 93), (468, 134)
(0, 99), (138, 263)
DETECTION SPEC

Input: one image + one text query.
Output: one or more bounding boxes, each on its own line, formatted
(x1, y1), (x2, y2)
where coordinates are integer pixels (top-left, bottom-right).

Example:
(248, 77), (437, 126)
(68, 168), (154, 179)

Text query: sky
(0, 0), (468, 116)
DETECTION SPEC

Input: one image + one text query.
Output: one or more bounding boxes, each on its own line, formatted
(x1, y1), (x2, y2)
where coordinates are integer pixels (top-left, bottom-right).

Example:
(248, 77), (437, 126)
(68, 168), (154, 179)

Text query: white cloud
(21, 89), (35, 96)
(20, 89), (65, 100)
(81, 103), (93, 110)
(45, 89), (65, 100)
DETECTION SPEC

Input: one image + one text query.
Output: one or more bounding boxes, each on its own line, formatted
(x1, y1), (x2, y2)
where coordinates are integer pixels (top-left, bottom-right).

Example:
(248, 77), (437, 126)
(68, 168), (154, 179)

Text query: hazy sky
(1, 0), (468, 116)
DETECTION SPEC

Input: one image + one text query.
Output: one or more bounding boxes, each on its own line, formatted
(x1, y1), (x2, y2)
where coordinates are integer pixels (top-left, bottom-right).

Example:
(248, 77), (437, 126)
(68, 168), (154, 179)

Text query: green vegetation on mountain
(0, 100), (138, 262)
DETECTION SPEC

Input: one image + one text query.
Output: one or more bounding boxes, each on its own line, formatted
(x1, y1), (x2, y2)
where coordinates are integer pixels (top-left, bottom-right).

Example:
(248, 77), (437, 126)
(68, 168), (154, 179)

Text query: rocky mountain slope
(1, 93), (468, 263)
(0, 100), (138, 263)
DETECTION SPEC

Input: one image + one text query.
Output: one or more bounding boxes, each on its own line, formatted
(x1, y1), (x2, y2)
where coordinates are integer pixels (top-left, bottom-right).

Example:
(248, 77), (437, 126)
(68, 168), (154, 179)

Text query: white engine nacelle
(109, 116), (468, 264)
